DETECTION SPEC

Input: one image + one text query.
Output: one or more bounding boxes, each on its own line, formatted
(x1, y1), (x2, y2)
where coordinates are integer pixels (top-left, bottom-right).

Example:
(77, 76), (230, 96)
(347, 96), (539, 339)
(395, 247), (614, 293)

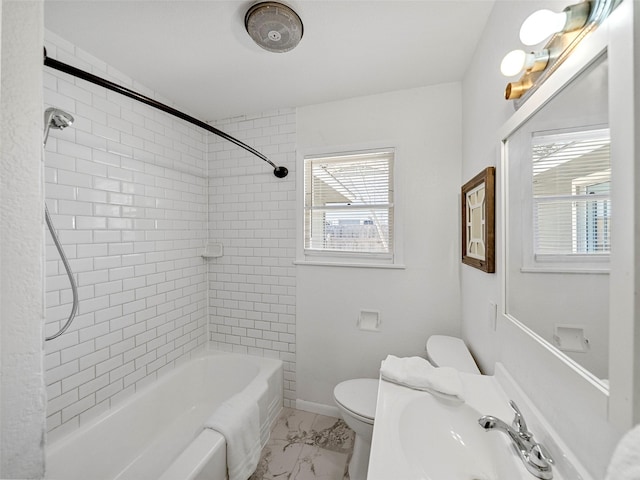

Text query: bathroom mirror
(503, 53), (610, 383)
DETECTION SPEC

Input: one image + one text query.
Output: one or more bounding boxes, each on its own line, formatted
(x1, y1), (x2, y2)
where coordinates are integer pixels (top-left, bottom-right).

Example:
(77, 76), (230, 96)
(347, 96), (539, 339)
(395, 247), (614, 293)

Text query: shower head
(43, 107), (74, 146)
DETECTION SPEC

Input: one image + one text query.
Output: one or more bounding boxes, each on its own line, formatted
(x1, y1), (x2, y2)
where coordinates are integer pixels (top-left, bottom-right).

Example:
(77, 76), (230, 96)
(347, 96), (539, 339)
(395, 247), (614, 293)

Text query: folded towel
(380, 354), (464, 400)
(244, 381), (269, 448)
(606, 423), (640, 480)
(205, 392), (262, 480)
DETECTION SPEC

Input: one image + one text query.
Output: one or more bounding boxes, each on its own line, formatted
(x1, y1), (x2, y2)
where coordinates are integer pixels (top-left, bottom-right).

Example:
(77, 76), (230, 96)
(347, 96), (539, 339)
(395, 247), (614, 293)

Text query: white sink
(398, 396), (507, 479)
(368, 373), (534, 480)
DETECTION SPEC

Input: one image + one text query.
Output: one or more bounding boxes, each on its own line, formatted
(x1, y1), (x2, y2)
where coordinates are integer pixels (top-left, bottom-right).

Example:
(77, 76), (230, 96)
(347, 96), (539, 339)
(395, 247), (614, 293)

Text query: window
(531, 128), (610, 259)
(303, 149), (394, 261)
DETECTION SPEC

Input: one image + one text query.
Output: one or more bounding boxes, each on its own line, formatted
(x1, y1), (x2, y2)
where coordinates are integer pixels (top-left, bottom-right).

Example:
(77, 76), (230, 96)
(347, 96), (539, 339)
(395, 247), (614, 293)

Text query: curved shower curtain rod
(43, 48), (288, 178)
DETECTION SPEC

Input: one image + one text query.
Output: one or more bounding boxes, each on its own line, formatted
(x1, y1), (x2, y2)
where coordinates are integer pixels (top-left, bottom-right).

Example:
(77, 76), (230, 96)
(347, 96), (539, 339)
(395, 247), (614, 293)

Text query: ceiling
(44, 0), (495, 122)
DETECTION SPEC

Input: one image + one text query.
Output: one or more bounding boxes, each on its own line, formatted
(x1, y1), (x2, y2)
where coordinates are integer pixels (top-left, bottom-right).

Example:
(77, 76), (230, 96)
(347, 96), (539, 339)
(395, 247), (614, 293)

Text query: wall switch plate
(488, 302), (497, 331)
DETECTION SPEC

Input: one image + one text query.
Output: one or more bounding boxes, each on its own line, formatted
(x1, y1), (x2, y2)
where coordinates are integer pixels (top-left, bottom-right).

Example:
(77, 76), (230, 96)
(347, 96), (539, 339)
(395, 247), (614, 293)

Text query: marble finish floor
(250, 408), (355, 480)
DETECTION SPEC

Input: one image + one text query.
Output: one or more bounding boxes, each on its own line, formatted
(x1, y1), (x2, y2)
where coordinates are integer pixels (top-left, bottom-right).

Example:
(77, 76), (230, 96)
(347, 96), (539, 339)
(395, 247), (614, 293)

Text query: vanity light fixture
(501, 0), (620, 103)
(519, 2), (591, 46)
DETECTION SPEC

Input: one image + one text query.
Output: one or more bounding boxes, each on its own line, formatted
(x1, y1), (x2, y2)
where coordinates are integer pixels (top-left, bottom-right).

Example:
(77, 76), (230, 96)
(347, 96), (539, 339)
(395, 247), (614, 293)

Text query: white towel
(205, 392), (262, 480)
(606, 423), (640, 480)
(244, 381), (269, 448)
(380, 354), (464, 400)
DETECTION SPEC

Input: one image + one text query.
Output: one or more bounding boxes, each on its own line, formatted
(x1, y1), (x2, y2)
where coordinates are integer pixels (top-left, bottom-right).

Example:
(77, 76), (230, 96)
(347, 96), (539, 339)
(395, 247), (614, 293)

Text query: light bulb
(519, 9), (568, 46)
(501, 50), (528, 77)
(500, 49), (550, 77)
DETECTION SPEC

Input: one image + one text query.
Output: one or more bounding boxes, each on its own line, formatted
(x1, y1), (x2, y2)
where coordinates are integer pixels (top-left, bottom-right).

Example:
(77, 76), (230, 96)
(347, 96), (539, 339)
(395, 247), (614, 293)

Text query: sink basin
(397, 396), (509, 480)
(368, 373), (530, 480)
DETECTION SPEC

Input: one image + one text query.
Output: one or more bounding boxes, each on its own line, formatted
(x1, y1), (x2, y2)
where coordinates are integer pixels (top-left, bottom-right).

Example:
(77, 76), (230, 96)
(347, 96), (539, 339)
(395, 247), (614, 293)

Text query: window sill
(294, 260), (406, 270)
(520, 266), (609, 274)
(521, 253), (610, 274)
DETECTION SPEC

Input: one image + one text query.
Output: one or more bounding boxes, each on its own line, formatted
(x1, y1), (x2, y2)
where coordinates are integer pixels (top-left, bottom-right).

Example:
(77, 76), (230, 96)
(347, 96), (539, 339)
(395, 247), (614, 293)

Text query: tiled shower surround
(207, 112), (296, 405)
(43, 31), (297, 439)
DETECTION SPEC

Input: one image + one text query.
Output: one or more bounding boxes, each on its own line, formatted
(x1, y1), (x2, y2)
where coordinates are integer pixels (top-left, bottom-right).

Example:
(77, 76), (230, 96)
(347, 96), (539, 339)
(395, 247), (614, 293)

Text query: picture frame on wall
(461, 166), (495, 273)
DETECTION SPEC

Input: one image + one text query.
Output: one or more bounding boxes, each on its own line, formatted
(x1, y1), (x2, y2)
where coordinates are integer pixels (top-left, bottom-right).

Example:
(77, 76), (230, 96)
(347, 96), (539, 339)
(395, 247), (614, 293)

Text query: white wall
(43, 32), (209, 441)
(0, 1), (46, 477)
(296, 84), (463, 407)
(461, 2), (621, 477)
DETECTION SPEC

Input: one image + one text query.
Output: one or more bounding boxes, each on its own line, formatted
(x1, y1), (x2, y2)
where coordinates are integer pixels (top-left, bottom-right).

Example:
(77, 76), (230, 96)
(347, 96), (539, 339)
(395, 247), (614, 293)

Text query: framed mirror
(503, 54), (609, 382)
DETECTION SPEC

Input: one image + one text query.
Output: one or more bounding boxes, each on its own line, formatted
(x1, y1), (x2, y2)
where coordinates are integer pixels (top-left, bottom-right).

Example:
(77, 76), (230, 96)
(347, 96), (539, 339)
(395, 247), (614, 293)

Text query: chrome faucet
(478, 400), (554, 480)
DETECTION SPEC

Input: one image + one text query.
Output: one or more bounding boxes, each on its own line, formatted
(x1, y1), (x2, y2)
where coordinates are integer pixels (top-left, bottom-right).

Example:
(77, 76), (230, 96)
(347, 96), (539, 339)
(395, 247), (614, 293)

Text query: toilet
(333, 335), (480, 480)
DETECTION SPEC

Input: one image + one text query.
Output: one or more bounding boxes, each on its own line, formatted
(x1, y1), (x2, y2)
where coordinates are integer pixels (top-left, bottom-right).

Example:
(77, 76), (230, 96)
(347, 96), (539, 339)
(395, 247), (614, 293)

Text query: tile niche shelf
(202, 242), (224, 258)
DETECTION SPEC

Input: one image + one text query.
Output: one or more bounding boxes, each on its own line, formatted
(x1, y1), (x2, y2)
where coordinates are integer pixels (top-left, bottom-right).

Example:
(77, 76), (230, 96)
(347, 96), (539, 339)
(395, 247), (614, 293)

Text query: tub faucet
(478, 400), (554, 480)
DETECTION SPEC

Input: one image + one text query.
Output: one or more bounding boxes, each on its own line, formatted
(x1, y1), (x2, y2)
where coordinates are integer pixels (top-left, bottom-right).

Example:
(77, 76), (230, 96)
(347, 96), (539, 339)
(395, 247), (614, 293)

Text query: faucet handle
(509, 400), (533, 440)
(529, 443), (555, 469)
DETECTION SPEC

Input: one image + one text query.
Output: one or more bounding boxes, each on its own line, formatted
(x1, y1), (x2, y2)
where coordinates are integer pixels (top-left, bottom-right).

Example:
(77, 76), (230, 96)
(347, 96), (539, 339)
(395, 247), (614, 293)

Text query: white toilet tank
(426, 335), (480, 374)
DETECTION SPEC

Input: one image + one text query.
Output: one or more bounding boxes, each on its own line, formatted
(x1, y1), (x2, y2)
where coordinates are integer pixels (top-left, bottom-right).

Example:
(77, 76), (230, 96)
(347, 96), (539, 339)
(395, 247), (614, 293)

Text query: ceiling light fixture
(245, 2), (303, 53)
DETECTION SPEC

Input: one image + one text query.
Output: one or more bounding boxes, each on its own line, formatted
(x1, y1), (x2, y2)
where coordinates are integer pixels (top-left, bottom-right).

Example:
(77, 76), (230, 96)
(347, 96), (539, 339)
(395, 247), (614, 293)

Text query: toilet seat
(333, 378), (378, 424)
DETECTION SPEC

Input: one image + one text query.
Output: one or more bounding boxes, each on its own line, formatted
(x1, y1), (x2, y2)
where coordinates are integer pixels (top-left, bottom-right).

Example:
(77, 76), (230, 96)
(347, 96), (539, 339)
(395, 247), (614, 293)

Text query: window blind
(532, 128), (610, 255)
(304, 150), (394, 256)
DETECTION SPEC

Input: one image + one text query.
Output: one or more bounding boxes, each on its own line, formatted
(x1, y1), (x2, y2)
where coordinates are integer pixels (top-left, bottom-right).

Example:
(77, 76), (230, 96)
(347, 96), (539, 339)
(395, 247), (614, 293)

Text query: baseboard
(295, 399), (341, 418)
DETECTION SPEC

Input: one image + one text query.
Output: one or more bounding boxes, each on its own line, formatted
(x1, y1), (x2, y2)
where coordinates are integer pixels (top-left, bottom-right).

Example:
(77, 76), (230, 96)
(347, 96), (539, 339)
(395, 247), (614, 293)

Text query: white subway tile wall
(43, 32), (209, 440)
(207, 111), (297, 407)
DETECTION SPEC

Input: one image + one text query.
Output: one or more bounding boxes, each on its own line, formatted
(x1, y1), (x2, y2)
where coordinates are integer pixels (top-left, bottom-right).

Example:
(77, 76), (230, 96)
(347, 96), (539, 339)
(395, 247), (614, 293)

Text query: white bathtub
(45, 350), (283, 480)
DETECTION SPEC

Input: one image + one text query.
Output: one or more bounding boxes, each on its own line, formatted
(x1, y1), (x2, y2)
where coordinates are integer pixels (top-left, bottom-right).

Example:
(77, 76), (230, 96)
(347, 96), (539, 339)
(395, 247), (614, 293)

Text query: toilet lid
(333, 378), (378, 421)
(426, 335), (480, 374)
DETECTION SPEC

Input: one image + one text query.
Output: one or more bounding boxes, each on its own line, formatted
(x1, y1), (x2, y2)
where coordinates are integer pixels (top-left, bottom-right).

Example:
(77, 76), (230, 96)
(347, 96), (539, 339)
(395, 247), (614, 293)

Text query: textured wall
(43, 31), (208, 441)
(0, 1), (47, 477)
